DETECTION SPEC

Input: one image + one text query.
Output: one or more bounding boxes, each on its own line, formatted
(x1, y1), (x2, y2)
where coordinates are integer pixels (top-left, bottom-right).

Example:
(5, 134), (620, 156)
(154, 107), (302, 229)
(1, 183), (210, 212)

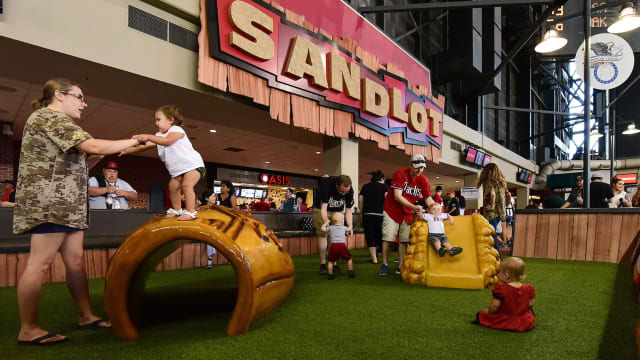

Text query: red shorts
(328, 243), (351, 262)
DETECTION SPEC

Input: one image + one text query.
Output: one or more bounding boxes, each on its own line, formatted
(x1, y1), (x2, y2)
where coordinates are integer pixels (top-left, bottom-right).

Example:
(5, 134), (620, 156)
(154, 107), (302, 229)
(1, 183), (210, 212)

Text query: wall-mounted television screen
(234, 188), (241, 197)
(254, 189), (264, 199)
(474, 151), (485, 166)
(518, 171), (527, 182)
(214, 186), (221, 194)
(483, 154), (492, 166)
(465, 148), (477, 163)
(241, 189), (255, 198)
(527, 173), (533, 184)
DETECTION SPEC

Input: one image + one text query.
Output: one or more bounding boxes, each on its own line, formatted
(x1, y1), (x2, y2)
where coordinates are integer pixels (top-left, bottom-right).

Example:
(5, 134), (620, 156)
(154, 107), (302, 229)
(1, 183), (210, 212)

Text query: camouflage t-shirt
(13, 108), (93, 234)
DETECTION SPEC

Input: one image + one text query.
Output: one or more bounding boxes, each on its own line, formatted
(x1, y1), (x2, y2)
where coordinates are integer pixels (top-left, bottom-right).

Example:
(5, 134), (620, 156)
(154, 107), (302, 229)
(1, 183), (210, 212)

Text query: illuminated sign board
(260, 173), (291, 186)
(205, 0), (443, 148)
(545, 0), (640, 56)
(616, 173), (638, 184)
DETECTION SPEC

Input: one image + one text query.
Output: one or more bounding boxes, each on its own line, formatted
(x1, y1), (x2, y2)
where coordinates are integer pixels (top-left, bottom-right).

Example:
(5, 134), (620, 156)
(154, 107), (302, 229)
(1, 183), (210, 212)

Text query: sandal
(166, 208), (183, 218)
(18, 332), (68, 346)
(177, 210), (198, 221)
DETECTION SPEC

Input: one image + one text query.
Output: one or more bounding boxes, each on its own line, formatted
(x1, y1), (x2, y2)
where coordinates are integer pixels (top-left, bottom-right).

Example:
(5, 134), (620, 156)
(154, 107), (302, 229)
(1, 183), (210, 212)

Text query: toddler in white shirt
(422, 203), (463, 257)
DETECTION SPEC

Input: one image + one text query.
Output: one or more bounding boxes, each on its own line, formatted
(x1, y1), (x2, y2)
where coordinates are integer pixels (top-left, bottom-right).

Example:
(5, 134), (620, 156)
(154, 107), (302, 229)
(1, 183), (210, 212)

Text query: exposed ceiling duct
(536, 158), (640, 183)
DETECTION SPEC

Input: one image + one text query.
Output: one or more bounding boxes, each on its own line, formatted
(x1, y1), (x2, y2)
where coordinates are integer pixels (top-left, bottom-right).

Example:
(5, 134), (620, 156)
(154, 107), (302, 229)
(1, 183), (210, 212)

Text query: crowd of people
(28, 77), (640, 343)
(534, 172), (638, 209)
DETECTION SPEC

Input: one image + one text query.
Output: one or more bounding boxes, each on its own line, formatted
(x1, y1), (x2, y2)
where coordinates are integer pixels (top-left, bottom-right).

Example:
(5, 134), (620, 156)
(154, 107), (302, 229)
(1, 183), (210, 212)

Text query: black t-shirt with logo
(446, 197), (460, 216)
(314, 176), (354, 212)
(590, 181), (614, 208)
(360, 181), (388, 214)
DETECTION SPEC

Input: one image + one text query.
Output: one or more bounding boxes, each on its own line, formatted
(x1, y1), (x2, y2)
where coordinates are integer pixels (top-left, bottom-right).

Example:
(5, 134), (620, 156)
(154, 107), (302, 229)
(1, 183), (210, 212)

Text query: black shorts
(29, 222), (83, 234)
(363, 214), (383, 248)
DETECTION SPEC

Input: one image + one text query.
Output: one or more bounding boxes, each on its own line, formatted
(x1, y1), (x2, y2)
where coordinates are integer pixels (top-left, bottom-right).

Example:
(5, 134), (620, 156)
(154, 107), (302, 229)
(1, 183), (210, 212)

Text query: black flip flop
(18, 332), (69, 346)
(77, 318), (112, 330)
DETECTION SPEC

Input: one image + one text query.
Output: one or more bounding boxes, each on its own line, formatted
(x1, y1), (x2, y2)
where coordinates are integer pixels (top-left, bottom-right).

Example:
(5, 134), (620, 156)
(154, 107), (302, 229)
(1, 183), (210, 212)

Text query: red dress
(478, 283), (536, 332)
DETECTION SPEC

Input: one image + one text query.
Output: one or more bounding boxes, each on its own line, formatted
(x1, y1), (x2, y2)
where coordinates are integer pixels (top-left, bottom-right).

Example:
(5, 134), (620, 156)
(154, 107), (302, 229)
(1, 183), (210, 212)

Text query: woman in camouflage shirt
(477, 163), (508, 258)
(15, 78), (142, 345)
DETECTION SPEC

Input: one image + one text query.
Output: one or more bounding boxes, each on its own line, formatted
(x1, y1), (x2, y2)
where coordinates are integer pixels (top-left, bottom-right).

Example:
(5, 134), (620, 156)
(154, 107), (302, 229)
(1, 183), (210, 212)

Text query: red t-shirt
(382, 167), (431, 224)
(433, 193), (443, 205)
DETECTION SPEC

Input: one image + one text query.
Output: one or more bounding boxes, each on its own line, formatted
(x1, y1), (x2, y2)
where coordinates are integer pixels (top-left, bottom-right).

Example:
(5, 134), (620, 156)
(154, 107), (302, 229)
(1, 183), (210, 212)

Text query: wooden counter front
(513, 209), (640, 264)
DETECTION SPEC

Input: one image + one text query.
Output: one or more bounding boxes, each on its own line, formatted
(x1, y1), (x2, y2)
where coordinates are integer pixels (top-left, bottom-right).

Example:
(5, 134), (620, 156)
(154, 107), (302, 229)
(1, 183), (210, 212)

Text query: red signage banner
(617, 173), (638, 184)
(205, 0), (443, 148)
(260, 173), (291, 186)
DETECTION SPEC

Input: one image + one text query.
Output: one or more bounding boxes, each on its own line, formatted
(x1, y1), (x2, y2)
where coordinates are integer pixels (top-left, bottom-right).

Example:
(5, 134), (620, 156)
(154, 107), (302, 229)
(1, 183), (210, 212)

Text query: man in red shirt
(379, 154), (434, 275)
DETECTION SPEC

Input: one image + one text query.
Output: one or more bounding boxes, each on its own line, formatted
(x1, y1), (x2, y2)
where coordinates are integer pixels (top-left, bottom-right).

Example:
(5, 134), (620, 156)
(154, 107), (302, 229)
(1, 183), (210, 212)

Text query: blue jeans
(488, 218), (502, 259)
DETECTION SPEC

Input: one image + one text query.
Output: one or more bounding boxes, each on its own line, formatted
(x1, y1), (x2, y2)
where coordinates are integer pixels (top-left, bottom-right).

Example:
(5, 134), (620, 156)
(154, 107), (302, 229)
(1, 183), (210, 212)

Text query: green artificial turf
(0, 249), (637, 359)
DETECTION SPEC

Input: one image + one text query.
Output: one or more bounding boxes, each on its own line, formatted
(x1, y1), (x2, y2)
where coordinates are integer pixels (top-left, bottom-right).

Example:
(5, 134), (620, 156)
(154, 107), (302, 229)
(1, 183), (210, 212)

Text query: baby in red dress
(474, 257), (536, 332)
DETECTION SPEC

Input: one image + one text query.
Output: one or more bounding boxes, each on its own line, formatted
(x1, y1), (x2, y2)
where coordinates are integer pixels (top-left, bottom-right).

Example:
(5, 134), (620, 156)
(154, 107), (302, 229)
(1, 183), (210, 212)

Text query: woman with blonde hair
(15, 78), (143, 345)
(477, 163), (508, 257)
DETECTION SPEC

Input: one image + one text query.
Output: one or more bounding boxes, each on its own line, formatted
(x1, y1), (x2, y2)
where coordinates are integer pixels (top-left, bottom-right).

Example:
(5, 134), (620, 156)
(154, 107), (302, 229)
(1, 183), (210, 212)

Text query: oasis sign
(260, 173), (290, 185)
(206, 0), (443, 147)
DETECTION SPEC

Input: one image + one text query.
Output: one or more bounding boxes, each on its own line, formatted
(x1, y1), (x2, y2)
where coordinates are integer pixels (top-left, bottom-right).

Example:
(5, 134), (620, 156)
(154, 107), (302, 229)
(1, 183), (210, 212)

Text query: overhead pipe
(536, 158), (640, 183)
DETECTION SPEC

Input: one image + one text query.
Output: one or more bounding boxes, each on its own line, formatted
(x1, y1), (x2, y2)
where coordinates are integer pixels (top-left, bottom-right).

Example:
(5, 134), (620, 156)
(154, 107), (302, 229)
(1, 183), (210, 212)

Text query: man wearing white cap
(589, 172), (614, 208)
(379, 154), (434, 275)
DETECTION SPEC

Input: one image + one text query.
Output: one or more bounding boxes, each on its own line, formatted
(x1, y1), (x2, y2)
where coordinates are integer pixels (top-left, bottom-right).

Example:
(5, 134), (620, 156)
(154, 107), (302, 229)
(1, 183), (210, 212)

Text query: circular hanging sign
(575, 33), (634, 90)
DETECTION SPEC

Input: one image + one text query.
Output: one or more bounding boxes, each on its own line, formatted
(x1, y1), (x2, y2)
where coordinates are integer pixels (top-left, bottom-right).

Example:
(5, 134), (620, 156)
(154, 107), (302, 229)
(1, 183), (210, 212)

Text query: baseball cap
(104, 161), (119, 170)
(591, 172), (603, 180)
(410, 154), (426, 169)
(447, 191), (455, 195)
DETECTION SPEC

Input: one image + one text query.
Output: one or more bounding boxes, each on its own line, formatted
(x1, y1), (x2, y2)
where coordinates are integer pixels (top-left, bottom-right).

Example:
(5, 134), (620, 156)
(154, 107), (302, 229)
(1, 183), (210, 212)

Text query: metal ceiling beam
(359, 0), (555, 14)
(484, 105), (585, 117)
(394, 12), (448, 42)
(477, 0), (569, 95)
(538, 64), (584, 105)
(605, 72), (640, 110)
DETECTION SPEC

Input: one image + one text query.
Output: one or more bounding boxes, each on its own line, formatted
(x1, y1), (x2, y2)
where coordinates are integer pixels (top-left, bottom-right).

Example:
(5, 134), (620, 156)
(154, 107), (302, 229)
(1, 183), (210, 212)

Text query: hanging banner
(461, 187), (479, 200)
(575, 33), (634, 90)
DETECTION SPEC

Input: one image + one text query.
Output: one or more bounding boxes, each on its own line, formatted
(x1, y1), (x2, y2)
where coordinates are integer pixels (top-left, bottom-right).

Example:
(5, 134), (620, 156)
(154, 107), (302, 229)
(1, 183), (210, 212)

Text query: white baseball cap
(410, 154), (426, 169)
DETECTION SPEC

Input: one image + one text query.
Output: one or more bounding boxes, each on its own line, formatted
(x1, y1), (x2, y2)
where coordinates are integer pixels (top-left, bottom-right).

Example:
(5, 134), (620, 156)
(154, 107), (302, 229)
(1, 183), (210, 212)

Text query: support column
(464, 174), (481, 211)
(322, 136), (359, 200)
(516, 187), (529, 210)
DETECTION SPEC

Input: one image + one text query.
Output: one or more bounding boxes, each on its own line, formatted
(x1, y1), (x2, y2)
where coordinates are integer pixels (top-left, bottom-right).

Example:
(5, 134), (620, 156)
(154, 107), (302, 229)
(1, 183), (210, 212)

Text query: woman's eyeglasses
(60, 90), (87, 104)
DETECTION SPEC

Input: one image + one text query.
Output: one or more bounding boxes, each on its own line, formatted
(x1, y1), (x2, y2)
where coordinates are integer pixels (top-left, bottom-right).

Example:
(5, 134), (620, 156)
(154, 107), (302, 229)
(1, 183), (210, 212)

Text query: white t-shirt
(609, 191), (630, 208)
(88, 177), (137, 209)
(156, 125), (205, 177)
(422, 213), (449, 234)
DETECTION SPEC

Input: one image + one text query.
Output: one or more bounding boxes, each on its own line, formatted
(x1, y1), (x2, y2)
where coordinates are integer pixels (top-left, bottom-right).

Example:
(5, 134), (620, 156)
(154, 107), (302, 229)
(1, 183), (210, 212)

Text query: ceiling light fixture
(608, 2), (640, 33)
(534, 29), (568, 53)
(209, 129), (217, 133)
(265, 161), (271, 164)
(315, 151), (321, 154)
(623, 123), (640, 134)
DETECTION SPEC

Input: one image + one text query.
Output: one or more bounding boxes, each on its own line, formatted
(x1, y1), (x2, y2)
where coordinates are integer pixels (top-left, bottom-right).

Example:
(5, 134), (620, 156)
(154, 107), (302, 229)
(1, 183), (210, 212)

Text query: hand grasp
(132, 134), (147, 144)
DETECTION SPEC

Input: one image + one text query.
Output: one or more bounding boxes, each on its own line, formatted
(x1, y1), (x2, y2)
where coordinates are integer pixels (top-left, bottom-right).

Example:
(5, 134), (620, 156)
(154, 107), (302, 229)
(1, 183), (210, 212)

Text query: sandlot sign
(206, 0), (443, 148)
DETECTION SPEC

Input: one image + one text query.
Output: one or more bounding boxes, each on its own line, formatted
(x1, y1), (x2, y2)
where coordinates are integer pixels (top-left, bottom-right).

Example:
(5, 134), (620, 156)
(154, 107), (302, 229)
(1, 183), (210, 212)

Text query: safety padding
(401, 214), (500, 289)
(104, 205), (295, 340)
